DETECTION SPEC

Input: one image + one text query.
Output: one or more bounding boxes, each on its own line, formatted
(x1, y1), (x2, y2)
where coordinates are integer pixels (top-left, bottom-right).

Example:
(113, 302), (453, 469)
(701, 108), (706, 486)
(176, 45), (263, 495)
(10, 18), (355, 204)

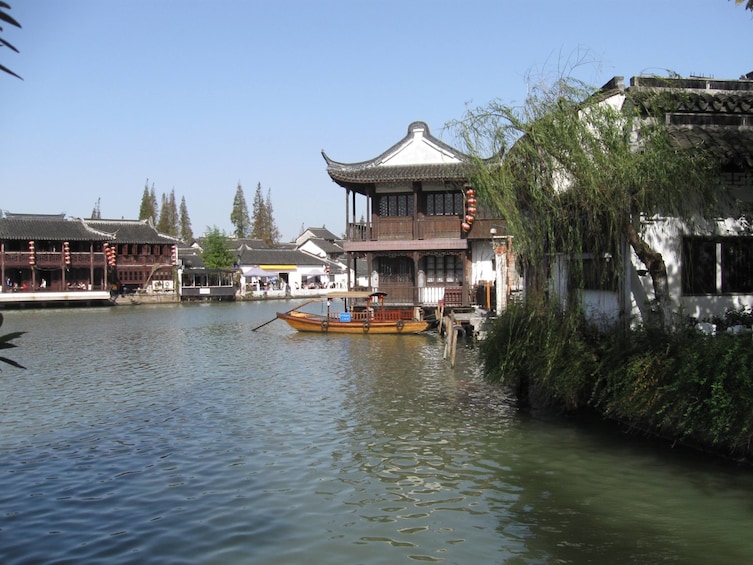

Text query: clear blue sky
(2, 0), (751, 242)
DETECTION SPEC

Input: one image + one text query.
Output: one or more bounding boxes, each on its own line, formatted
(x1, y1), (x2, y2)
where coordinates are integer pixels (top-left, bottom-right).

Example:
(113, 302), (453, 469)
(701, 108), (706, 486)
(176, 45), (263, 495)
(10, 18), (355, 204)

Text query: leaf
(0, 355), (26, 369)
(0, 331), (25, 346)
(0, 7), (22, 29)
(0, 62), (22, 80)
(0, 36), (19, 53)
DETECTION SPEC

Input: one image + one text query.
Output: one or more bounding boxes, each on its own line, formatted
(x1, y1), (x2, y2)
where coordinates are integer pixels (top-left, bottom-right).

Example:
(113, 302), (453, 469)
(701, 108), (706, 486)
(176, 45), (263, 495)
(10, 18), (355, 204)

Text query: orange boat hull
(276, 310), (430, 334)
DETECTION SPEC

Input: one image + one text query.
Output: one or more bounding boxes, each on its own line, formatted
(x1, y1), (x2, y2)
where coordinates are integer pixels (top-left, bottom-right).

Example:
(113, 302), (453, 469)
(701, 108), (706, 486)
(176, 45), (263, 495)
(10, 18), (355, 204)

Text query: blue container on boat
(339, 312), (351, 322)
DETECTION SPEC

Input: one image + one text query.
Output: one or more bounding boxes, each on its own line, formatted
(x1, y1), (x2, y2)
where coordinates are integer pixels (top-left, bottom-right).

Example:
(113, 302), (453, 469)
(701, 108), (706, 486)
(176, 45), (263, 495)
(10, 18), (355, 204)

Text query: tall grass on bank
(480, 302), (753, 459)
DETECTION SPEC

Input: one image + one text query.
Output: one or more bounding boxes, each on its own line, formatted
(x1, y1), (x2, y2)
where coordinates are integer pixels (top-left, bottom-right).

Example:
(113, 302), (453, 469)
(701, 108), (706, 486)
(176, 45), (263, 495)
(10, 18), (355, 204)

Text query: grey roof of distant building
(237, 247), (326, 266)
(303, 238), (343, 255)
(303, 227), (338, 241)
(0, 213), (112, 241)
(83, 219), (179, 244)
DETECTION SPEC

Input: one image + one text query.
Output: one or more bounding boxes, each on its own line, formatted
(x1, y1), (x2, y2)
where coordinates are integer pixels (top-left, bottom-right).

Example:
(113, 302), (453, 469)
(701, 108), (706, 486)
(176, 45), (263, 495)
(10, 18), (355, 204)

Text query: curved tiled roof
(322, 121), (473, 192)
(325, 162), (470, 185)
(627, 75), (753, 168)
(0, 214), (113, 241)
(83, 219), (179, 244)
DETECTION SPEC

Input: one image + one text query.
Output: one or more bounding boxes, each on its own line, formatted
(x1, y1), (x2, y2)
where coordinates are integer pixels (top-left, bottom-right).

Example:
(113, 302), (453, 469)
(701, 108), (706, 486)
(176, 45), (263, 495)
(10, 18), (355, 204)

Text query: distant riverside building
(0, 213), (178, 307)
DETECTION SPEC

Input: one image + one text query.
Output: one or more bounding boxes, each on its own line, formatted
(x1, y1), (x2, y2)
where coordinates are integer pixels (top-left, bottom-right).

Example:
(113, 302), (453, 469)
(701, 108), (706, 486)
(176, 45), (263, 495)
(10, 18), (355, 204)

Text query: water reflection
(0, 303), (752, 564)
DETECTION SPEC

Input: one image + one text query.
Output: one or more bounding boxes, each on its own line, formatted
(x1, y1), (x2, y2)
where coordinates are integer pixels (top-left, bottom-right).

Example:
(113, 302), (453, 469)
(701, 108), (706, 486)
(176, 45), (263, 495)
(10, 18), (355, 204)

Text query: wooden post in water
(449, 312), (459, 368)
(443, 312), (459, 366)
(442, 314), (452, 360)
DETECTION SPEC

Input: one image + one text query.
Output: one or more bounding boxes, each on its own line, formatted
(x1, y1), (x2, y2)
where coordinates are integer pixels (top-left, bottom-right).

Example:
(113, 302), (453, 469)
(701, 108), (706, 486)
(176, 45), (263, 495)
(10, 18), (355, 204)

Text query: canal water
(1, 301), (752, 564)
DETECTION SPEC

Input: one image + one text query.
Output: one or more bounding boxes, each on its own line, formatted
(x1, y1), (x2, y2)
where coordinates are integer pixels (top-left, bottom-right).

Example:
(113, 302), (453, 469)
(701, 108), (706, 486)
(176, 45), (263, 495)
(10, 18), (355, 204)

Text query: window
(378, 194), (414, 217)
(682, 237), (753, 294)
(682, 238), (716, 294)
(722, 238), (753, 293)
(376, 256), (413, 283)
(581, 256), (618, 291)
(426, 192), (463, 216)
(424, 255), (463, 284)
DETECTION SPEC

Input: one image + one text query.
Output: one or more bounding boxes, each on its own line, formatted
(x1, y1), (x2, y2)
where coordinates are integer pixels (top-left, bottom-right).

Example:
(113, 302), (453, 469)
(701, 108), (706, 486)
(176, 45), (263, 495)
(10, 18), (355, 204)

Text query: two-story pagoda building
(323, 121), (513, 311)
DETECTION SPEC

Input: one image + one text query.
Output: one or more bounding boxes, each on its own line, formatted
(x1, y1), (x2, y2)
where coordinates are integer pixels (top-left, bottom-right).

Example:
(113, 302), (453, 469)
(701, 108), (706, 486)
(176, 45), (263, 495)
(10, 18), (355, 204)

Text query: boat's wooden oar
(251, 315), (279, 332)
(251, 299), (319, 332)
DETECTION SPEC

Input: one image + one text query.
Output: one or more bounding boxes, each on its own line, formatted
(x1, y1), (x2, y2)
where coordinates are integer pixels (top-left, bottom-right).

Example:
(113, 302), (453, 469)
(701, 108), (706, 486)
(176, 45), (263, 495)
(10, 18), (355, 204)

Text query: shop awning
(242, 266), (269, 277)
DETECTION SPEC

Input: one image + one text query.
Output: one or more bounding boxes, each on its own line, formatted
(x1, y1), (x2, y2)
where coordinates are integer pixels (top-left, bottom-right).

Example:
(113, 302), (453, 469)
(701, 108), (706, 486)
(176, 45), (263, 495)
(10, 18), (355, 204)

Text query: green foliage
(138, 180), (158, 224)
(481, 308), (753, 459)
(140, 181), (191, 240)
(179, 196), (193, 242)
(264, 188), (282, 244)
(250, 182), (281, 245)
(90, 197), (102, 220)
(706, 306), (753, 333)
(0, 1), (22, 80)
(0, 313), (25, 369)
(201, 226), (235, 269)
(230, 181), (251, 238)
(156, 189), (179, 237)
(480, 301), (598, 410)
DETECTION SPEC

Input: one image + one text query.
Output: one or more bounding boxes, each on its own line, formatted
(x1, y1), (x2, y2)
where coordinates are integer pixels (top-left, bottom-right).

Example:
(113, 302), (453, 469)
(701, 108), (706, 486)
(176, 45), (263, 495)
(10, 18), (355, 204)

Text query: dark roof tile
(0, 214), (112, 241)
(83, 219), (179, 244)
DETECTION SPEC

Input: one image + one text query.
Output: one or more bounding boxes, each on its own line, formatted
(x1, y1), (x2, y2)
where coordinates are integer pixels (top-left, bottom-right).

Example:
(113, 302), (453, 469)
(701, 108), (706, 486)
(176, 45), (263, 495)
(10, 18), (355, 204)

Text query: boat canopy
(327, 290), (373, 299)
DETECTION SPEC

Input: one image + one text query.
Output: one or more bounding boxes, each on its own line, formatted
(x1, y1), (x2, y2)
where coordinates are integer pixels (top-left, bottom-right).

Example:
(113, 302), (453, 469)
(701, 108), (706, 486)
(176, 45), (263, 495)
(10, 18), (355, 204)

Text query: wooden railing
(117, 255), (174, 266)
(369, 284), (472, 307)
(329, 308), (415, 322)
(347, 216), (464, 241)
(1, 251), (107, 267)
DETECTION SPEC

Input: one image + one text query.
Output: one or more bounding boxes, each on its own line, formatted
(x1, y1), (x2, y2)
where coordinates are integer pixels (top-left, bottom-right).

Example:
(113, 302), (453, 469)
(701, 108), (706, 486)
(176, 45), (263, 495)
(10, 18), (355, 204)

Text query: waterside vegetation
(480, 303), (753, 461)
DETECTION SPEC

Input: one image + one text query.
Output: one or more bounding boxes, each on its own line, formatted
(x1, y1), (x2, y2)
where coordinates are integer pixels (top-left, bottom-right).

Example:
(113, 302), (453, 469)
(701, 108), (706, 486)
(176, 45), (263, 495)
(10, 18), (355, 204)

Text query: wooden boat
(276, 291), (431, 334)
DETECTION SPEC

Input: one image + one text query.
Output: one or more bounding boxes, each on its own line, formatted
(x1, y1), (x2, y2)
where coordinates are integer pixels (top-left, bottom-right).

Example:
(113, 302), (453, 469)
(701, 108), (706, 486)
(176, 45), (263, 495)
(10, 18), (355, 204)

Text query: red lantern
(63, 241), (71, 265)
(461, 222), (471, 232)
(465, 215), (475, 224)
(466, 197), (477, 206)
(28, 241), (35, 265)
(466, 206), (477, 215)
(465, 188), (475, 198)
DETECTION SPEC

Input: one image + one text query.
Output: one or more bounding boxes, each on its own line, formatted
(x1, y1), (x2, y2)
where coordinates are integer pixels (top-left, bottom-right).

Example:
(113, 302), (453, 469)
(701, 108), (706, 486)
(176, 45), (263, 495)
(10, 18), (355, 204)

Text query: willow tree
(455, 77), (720, 327)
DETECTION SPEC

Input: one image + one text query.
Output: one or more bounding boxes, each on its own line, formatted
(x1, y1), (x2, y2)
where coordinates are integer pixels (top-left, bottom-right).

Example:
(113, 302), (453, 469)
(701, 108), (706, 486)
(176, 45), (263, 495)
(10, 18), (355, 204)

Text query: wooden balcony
(117, 255), (174, 267)
(1, 251), (110, 267)
(347, 216), (464, 242)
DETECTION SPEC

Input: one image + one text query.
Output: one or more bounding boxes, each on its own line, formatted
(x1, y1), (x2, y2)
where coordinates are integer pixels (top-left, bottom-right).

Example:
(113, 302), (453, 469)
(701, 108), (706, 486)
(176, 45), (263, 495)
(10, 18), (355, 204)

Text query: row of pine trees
(131, 180), (281, 245)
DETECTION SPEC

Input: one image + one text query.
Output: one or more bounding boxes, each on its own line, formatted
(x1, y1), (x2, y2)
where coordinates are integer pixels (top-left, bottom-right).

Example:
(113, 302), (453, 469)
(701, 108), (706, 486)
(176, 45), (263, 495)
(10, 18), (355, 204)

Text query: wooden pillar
(412, 251), (420, 306)
(345, 189), (351, 239)
(367, 190), (373, 241)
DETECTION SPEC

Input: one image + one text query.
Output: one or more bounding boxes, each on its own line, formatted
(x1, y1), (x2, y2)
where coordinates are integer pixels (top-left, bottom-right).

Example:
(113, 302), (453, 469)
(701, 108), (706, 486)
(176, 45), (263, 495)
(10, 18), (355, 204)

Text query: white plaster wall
(379, 125), (461, 166)
(627, 216), (753, 323)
